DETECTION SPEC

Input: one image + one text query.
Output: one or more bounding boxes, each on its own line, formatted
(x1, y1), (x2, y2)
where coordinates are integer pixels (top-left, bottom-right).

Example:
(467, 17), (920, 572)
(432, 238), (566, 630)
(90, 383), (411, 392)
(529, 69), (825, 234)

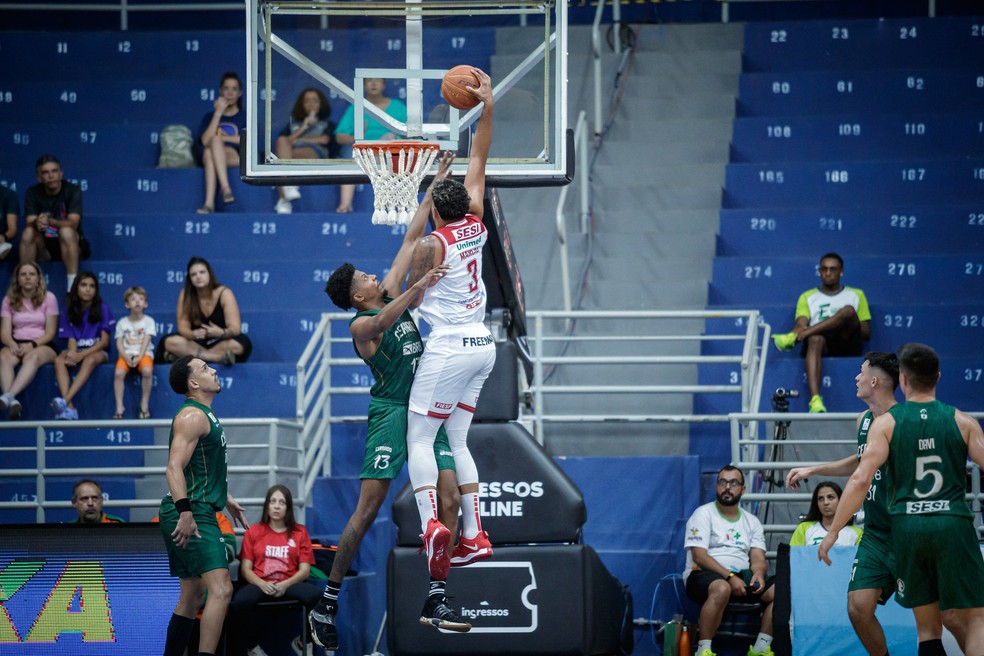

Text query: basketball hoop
(352, 141), (441, 225)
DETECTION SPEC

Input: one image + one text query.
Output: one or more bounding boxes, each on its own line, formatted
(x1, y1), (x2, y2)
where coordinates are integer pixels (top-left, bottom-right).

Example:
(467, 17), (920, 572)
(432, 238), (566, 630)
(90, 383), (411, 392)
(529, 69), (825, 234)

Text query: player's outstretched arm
(819, 414), (893, 564)
(382, 152), (455, 294)
(786, 454), (858, 489)
(463, 68), (493, 218)
(351, 265), (449, 347)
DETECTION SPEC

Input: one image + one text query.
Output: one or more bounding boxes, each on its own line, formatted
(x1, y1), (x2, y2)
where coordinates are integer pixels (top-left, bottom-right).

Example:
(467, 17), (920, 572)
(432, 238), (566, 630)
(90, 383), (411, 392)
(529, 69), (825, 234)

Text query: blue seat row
(694, 354), (984, 415)
(15, 256), (390, 313)
(737, 69), (984, 117)
(0, 362), (298, 423)
(0, 169), (368, 215)
(717, 205), (984, 256)
(0, 477), (136, 524)
(723, 159), (984, 209)
(0, 122), (163, 172)
(0, 28), (493, 81)
(82, 210), (408, 260)
(3, 426), (154, 470)
(743, 16), (984, 73)
(729, 112), (984, 163)
(703, 304), (984, 358)
(708, 255), (984, 306)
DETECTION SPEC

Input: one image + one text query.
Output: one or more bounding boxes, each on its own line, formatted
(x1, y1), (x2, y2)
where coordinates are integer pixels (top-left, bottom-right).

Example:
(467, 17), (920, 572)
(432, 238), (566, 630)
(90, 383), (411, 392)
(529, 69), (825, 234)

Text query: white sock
(413, 488), (438, 534)
(66, 273), (77, 289)
(753, 633), (773, 653)
(698, 639), (712, 654)
(459, 492), (483, 539)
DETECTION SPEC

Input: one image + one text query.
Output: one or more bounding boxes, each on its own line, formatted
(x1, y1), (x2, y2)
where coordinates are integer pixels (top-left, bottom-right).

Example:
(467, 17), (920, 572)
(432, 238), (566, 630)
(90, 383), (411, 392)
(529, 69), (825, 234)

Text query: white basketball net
(352, 143), (440, 225)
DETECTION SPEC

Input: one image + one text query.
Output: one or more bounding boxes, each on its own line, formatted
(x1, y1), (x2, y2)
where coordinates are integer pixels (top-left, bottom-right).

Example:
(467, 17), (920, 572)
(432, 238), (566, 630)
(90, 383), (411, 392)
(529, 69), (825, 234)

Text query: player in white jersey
(404, 68), (496, 618)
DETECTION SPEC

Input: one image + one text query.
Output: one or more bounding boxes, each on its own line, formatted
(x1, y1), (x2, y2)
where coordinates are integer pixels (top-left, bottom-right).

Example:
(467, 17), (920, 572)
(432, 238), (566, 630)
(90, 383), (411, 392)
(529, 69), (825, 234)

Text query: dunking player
(785, 352), (936, 655)
(819, 343), (984, 656)
(159, 355), (248, 656)
(404, 68), (496, 628)
(308, 153), (470, 650)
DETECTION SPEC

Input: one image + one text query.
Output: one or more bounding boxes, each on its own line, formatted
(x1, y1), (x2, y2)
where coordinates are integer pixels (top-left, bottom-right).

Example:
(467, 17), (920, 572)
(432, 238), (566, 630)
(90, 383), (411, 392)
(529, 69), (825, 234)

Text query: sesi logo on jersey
(452, 222), (483, 241)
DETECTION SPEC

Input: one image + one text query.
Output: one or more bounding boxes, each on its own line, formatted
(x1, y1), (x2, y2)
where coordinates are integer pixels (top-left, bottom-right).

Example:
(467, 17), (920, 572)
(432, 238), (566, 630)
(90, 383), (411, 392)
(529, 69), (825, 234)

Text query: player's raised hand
(785, 466), (811, 490)
(466, 68), (493, 106)
(435, 151), (455, 181)
(414, 264), (450, 292)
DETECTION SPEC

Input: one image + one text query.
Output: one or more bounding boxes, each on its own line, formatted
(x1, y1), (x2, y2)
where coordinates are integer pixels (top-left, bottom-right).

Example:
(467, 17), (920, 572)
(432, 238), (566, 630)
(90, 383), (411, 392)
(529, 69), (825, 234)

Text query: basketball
(441, 65), (482, 110)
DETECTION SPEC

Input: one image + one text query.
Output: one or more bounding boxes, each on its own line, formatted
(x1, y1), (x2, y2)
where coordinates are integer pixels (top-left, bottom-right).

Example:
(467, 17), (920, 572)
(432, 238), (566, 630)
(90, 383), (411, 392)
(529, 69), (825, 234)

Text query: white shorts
(409, 324), (496, 419)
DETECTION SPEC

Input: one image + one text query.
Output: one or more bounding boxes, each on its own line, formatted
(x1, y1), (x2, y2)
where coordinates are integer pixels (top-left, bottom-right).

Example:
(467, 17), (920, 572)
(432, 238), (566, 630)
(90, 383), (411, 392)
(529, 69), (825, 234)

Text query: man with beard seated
(683, 465), (776, 656)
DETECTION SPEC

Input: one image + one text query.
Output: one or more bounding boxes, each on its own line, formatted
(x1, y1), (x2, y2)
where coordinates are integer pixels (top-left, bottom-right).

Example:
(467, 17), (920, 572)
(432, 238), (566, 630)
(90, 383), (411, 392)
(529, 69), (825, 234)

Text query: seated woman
(197, 71), (245, 214)
(52, 272), (115, 420)
(156, 256), (252, 364)
(790, 481), (862, 547)
(274, 87), (338, 214)
(228, 485), (321, 656)
(0, 262), (59, 419)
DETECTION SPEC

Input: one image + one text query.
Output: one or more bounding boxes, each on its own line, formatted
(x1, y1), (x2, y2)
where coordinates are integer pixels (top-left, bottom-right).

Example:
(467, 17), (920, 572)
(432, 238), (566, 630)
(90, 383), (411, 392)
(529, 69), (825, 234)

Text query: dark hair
(718, 464), (745, 486)
(865, 351), (900, 391)
(169, 354), (196, 394)
(291, 87), (330, 123)
(432, 178), (471, 221)
(220, 72), (243, 110)
(72, 479), (101, 501)
(804, 481), (843, 523)
(897, 342), (940, 392)
(181, 256), (220, 328)
(325, 263), (356, 311)
(67, 272), (104, 327)
(35, 154), (61, 172)
(819, 252), (844, 268)
(261, 484), (298, 534)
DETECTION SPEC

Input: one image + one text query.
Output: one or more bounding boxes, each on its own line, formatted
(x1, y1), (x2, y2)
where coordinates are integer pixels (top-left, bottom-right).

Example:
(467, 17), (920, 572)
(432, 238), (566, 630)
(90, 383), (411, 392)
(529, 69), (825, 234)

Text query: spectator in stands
(684, 465), (775, 656)
(274, 88), (339, 215)
(157, 257), (252, 365)
(19, 155), (87, 289)
(772, 253), (871, 413)
(334, 77), (407, 213)
(114, 286), (157, 419)
(197, 72), (245, 214)
(228, 484), (321, 656)
(0, 261), (59, 419)
(0, 184), (18, 260)
(789, 481), (862, 547)
(71, 479), (124, 524)
(52, 272), (115, 420)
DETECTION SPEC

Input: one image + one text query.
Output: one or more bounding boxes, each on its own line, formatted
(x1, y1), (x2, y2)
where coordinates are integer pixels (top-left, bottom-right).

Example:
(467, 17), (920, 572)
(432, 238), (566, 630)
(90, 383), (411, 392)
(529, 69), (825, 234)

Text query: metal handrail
(727, 411), (984, 537)
(554, 110), (589, 315)
(0, 417), (302, 523)
(0, 1), (245, 31)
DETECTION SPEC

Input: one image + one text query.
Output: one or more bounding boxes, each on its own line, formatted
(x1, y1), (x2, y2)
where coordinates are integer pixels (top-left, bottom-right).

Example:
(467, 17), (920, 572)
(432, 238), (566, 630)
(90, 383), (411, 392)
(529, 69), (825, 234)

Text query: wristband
(174, 498), (192, 514)
(727, 572), (735, 579)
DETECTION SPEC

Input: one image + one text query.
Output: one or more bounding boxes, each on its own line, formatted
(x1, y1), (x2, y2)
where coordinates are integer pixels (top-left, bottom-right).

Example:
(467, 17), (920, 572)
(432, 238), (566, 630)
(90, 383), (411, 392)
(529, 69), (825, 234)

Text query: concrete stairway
(491, 23), (743, 455)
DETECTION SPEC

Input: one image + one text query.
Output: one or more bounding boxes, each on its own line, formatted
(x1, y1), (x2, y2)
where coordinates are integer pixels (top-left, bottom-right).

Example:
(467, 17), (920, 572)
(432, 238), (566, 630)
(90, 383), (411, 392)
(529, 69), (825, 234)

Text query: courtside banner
(0, 523), (179, 655)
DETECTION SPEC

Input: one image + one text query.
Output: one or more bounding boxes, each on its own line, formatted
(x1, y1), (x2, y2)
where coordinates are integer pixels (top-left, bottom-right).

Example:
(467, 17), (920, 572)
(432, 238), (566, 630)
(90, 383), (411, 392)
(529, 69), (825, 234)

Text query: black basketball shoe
(419, 595), (472, 632)
(308, 606), (338, 651)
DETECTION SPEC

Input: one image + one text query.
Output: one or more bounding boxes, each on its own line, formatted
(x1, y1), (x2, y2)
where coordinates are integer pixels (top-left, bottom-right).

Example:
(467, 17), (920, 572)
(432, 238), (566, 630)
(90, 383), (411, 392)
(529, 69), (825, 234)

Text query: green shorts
(159, 497), (230, 579)
(360, 399), (455, 479)
(891, 514), (984, 610)
(848, 528), (896, 604)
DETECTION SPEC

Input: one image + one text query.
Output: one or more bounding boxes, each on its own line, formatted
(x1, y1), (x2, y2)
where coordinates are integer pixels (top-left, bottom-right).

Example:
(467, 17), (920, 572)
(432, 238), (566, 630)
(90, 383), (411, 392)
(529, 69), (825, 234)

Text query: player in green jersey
(820, 343), (984, 656)
(786, 352), (920, 655)
(310, 152), (469, 650)
(160, 355), (248, 656)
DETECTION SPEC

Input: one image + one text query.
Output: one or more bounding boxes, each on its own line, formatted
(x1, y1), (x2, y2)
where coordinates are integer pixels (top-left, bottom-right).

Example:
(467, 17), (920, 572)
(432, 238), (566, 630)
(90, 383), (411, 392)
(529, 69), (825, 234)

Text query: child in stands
(113, 286), (156, 419)
(52, 272), (115, 420)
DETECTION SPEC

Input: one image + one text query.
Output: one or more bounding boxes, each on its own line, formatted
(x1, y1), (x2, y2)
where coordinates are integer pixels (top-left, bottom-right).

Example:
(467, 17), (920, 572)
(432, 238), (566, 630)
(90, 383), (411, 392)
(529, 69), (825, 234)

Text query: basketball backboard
(242, 0), (570, 187)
